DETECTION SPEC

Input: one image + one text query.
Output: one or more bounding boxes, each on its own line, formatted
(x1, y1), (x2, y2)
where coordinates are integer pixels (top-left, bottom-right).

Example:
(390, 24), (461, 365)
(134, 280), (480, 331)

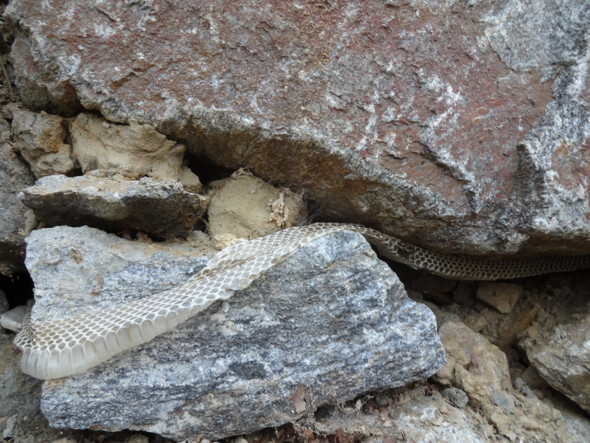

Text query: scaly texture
(14, 223), (590, 379)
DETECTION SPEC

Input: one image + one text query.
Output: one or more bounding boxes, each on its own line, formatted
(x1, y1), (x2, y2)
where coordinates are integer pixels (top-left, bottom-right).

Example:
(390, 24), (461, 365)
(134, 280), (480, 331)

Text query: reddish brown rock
(5, 0), (590, 255)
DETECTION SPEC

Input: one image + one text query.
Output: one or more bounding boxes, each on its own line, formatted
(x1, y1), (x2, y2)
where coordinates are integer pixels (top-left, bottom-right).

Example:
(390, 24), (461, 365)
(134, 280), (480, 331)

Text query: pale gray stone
(522, 298), (590, 413)
(27, 228), (445, 441)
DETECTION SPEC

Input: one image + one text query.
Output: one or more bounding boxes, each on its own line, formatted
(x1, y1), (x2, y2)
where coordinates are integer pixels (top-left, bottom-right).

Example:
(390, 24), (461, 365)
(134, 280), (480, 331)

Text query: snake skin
(14, 223), (590, 379)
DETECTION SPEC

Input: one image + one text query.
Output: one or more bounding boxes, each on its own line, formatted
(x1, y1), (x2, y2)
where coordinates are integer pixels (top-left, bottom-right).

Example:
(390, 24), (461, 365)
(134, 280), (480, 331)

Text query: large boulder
(26, 226), (444, 441)
(5, 0), (590, 255)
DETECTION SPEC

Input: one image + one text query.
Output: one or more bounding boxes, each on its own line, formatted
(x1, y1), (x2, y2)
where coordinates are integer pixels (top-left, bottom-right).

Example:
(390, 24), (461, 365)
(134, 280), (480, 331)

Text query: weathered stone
(0, 117), (35, 276)
(476, 282), (523, 314)
(27, 227), (444, 441)
(208, 174), (307, 248)
(309, 383), (492, 443)
(20, 173), (209, 239)
(11, 109), (75, 178)
(5, 0), (590, 255)
(70, 113), (202, 193)
(434, 321), (569, 441)
(522, 295), (590, 413)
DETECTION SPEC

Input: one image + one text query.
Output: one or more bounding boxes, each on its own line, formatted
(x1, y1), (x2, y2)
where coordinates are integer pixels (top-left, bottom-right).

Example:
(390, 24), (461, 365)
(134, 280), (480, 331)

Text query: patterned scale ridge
(14, 223), (590, 379)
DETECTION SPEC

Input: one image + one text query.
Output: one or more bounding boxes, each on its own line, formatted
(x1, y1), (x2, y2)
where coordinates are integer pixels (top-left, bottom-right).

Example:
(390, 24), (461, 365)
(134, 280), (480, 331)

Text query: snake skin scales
(14, 223), (590, 379)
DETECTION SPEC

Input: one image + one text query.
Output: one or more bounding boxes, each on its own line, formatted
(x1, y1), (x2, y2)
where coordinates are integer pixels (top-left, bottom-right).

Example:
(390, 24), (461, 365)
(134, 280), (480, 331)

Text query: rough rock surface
(26, 227), (444, 441)
(70, 113), (202, 192)
(6, 0), (590, 255)
(434, 321), (571, 441)
(20, 173), (209, 239)
(208, 174), (307, 248)
(307, 383), (492, 443)
(11, 109), (75, 178)
(0, 116), (34, 275)
(522, 284), (590, 413)
(25, 226), (213, 324)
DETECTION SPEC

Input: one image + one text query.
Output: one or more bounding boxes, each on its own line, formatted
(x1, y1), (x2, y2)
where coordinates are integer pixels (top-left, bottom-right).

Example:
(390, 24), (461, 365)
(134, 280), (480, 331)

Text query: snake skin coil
(14, 223), (590, 379)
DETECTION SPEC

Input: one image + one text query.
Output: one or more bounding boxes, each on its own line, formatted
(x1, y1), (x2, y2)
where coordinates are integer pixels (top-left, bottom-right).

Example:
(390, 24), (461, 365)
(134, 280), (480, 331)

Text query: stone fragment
(70, 113), (201, 192)
(441, 387), (469, 409)
(434, 322), (512, 409)
(522, 297), (590, 413)
(20, 173), (209, 239)
(0, 117), (35, 275)
(28, 228), (444, 441)
(11, 109), (75, 178)
(476, 282), (523, 313)
(208, 174), (307, 248)
(0, 305), (27, 332)
(6, 0), (590, 255)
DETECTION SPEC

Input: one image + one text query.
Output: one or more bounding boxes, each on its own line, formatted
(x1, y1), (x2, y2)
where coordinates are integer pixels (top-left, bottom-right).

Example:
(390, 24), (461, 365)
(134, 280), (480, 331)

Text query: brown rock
(5, 1), (590, 256)
(70, 113), (202, 193)
(476, 282), (523, 314)
(207, 173), (306, 248)
(11, 109), (75, 178)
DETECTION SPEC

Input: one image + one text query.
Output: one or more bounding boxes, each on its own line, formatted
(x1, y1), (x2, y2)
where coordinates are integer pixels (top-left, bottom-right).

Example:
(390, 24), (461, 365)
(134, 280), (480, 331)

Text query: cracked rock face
(0, 117), (35, 275)
(27, 228), (444, 441)
(5, 0), (590, 255)
(21, 173), (209, 239)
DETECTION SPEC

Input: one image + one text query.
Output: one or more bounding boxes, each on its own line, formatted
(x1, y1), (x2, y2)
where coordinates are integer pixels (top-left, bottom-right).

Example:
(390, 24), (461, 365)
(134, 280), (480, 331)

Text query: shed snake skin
(14, 223), (590, 379)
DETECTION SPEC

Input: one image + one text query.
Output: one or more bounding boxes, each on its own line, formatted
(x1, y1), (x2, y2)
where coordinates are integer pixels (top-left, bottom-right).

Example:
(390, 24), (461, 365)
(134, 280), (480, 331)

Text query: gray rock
(441, 387), (469, 409)
(0, 121), (35, 276)
(5, 0), (590, 255)
(20, 173), (209, 240)
(522, 297), (590, 413)
(28, 228), (445, 441)
(25, 226), (212, 323)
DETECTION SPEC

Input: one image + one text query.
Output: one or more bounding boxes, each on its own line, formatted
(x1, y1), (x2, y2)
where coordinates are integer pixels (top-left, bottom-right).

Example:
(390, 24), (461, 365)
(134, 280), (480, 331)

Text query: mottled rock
(476, 283), (523, 314)
(25, 226), (212, 325)
(309, 384), (491, 443)
(11, 109), (75, 178)
(70, 113), (201, 192)
(0, 117), (35, 276)
(5, 0), (590, 255)
(441, 387), (469, 409)
(20, 173), (209, 239)
(434, 322), (568, 441)
(435, 322), (512, 408)
(522, 296), (590, 413)
(27, 227), (444, 441)
(208, 173), (306, 248)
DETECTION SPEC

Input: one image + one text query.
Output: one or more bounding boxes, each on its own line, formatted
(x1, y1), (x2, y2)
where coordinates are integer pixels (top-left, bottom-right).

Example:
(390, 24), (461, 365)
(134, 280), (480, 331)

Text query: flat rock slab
(6, 0), (590, 255)
(21, 174), (209, 239)
(26, 227), (445, 441)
